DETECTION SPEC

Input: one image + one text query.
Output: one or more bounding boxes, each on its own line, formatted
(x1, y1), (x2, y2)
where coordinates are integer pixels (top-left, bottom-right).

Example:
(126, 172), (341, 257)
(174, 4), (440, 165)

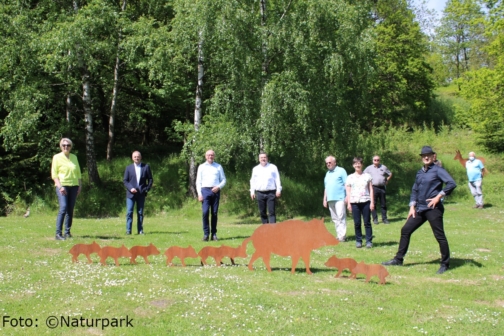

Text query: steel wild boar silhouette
(164, 246), (199, 266)
(99, 245), (132, 266)
(324, 255), (357, 278)
(198, 242), (248, 266)
(69, 241), (101, 263)
(129, 243), (160, 264)
(351, 261), (389, 284)
(243, 218), (339, 274)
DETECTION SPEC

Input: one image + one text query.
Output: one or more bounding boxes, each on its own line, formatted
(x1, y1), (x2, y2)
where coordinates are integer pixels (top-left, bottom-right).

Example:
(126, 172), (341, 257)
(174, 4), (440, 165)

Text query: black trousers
(372, 186), (387, 221)
(256, 190), (277, 224)
(394, 207), (450, 266)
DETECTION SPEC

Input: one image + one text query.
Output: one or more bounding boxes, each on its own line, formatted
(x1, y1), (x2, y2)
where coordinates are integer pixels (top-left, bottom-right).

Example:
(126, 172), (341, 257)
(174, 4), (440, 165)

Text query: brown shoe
(478, 204), (484, 209)
(472, 205), (480, 209)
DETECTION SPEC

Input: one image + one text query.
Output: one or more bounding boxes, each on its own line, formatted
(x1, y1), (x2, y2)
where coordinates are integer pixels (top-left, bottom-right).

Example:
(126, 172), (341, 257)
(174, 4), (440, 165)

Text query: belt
(373, 185), (385, 188)
(257, 190), (275, 193)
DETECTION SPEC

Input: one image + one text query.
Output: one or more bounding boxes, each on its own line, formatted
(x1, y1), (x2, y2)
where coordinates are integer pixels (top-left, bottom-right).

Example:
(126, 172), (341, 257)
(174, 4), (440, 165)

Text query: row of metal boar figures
(68, 218), (389, 284)
(69, 242), (247, 266)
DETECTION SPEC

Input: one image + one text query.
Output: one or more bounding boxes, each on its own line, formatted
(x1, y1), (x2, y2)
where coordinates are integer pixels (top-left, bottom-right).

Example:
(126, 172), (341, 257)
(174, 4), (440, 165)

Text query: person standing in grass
(364, 155), (392, 225)
(346, 157), (374, 248)
(123, 151), (153, 235)
(196, 150), (226, 241)
(466, 151), (486, 209)
(250, 152), (282, 224)
(382, 146), (456, 275)
(323, 156), (348, 242)
(51, 138), (81, 241)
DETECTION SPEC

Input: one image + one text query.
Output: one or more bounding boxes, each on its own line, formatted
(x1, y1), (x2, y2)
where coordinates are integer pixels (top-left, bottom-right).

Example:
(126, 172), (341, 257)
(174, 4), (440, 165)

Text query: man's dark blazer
(123, 163), (153, 199)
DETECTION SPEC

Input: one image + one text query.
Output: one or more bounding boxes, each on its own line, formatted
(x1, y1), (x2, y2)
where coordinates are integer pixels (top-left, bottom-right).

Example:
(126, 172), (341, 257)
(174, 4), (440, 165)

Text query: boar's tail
(241, 237), (252, 250)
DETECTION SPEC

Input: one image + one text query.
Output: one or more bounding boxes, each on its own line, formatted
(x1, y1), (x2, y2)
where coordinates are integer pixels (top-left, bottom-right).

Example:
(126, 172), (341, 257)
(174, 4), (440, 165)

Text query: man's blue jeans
(126, 193), (146, 234)
(55, 186), (79, 235)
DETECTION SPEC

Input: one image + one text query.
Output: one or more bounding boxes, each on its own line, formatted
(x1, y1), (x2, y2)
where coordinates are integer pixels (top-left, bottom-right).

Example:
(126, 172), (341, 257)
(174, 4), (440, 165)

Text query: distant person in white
(196, 150), (226, 241)
(250, 152), (282, 224)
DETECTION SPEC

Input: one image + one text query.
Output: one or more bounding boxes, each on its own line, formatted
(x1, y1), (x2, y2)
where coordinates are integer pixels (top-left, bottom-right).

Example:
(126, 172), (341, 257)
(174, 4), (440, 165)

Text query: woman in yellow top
(51, 138), (82, 240)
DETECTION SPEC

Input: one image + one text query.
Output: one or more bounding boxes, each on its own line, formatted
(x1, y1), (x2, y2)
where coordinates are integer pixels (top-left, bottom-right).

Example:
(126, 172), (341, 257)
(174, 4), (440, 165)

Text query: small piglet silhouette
(351, 261), (389, 284)
(99, 245), (131, 266)
(164, 246), (198, 266)
(324, 255), (357, 278)
(198, 243), (248, 266)
(69, 241), (101, 263)
(129, 243), (160, 264)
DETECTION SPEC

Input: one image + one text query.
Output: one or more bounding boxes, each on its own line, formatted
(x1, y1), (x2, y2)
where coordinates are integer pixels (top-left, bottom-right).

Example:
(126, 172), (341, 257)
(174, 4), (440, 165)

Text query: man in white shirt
(196, 150), (226, 241)
(250, 152), (282, 224)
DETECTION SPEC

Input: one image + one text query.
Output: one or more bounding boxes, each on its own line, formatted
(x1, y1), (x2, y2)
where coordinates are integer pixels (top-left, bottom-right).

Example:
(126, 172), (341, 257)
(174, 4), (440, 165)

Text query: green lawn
(1, 200), (503, 335)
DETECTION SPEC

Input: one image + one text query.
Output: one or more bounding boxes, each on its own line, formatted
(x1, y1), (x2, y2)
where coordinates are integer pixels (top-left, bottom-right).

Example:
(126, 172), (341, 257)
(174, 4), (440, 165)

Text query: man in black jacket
(123, 151), (153, 235)
(382, 146), (456, 274)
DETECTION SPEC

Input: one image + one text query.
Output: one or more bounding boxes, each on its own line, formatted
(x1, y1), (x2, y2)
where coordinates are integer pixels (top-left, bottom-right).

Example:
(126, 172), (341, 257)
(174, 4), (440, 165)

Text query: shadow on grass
(79, 235), (122, 240)
(216, 235), (251, 241)
(406, 258), (483, 270)
(146, 231), (189, 234)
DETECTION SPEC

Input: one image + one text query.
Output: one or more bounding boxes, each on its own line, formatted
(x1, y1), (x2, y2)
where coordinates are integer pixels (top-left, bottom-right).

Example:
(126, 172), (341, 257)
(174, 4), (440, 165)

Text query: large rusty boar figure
(243, 218), (339, 274)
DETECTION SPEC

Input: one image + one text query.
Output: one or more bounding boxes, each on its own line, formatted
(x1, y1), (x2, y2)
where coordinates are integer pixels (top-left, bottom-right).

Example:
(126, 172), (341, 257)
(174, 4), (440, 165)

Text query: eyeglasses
(325, 162), (334, 165)
(62, 144), (71, 148)
(373, 159), (380, 161)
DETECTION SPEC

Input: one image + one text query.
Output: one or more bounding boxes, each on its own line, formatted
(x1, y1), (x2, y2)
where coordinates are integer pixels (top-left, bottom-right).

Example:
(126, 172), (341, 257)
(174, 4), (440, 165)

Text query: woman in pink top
(346, 157), (375, 248)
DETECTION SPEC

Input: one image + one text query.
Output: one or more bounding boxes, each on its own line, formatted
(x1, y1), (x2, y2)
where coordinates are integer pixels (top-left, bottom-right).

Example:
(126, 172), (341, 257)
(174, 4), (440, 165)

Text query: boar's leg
(130, 254), (137, 264)
(114, 257), (120, 267)
(335, 268), (342, 278)
(230, 257), (235, 265)
(180, 257), (186, 267)
(300, 253), (312, 275)
(85, 253), (93, 264)
(143, 255), (150, 264)
(248, 252), (261, 271)
(290, 255), (300, 274)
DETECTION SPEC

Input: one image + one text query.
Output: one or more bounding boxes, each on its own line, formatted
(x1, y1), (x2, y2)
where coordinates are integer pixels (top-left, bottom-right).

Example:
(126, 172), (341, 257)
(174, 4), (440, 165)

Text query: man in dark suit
(123, 151), (153, 235)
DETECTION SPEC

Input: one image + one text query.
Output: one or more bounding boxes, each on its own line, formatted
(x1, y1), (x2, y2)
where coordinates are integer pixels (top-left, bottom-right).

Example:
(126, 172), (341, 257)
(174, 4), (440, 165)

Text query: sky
(424, 0), (448, 14)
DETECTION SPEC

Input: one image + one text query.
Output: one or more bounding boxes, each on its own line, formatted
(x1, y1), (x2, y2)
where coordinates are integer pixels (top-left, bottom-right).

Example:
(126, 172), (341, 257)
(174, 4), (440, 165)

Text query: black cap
(419, 146), (436, 156)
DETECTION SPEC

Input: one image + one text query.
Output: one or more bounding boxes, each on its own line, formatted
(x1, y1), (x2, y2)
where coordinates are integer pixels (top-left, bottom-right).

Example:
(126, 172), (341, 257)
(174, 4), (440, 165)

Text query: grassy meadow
(1, 197), (503, 335)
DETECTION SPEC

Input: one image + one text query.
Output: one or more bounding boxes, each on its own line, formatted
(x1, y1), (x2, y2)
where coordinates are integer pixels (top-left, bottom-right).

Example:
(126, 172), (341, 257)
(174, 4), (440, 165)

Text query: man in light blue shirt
(466, 151), (486, 209)
(323, 156), (348, 242)
(196, 150), (226, 241)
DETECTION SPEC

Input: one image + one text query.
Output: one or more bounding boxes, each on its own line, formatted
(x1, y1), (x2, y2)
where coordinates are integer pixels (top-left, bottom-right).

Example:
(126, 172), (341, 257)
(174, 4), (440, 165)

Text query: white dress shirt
(134, 163), (141, 185)
(250, 163), (282, 195)
(196, 162), (226, 196)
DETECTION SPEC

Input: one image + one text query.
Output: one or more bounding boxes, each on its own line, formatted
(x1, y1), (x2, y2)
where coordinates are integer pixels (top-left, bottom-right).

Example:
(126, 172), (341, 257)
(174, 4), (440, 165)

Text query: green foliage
(435, 0), (486, 80)
(369, 0), (436, 128)
(457, 1), (504, 152)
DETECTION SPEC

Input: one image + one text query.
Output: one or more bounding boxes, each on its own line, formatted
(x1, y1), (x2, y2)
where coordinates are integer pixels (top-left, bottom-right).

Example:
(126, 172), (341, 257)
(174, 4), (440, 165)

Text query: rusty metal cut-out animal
(69, 241), (101, 263)
(454, 150), (486, 168)
(129, 243), (160, 264)
(324, 255), (357, 278)
(350, 261), (389, 284)
(243, 218), (339, 274)
(164, 246), (199, 266)
(198, 242), (248, 266)
(99, 245), (131, 266)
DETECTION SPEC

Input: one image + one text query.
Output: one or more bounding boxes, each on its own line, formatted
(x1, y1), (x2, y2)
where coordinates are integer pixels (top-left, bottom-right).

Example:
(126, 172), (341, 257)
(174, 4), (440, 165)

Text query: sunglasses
(62, 144), (72, 148)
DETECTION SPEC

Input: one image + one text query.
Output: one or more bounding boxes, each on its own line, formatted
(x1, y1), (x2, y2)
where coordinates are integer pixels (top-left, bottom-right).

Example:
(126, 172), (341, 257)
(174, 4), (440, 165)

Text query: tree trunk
(189, 31), (204, 198)
(259, 0), (267, 151)
(106, 0), (127, 161)
(82, 68), (101, 186)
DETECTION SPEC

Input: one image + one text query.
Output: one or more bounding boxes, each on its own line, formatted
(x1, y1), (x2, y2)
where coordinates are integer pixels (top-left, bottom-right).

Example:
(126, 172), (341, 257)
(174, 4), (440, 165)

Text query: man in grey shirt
(364, 155), (392, 224)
